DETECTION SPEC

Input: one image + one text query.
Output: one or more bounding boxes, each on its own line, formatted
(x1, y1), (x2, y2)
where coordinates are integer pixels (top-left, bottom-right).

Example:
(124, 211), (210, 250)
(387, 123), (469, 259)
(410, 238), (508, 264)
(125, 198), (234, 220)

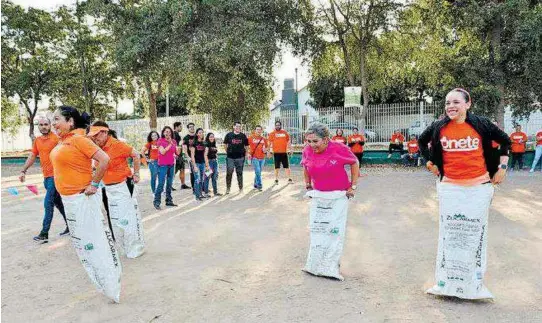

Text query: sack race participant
(301, 122), (359, 280)
(419, 88), (511, 300)
(87, 122), (145, 259)
(50, 106), (121, 303)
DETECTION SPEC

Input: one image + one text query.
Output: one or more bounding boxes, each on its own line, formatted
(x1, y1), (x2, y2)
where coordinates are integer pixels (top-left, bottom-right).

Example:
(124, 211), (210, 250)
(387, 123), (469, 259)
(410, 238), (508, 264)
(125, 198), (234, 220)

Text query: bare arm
(85, 150), (110, 195)
(303, 167), (312, 189)
(204, 147), (210, 168)
(346, 162), (360, 198)
(19, 153), (37, 182)
(130, 148), (141, 183)
(190, 146), (197, 166)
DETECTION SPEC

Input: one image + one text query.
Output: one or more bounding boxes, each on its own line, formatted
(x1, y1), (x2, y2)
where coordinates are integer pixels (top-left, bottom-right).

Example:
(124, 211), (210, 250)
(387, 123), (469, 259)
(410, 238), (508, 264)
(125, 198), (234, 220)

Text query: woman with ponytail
(50, 106), (122, 302)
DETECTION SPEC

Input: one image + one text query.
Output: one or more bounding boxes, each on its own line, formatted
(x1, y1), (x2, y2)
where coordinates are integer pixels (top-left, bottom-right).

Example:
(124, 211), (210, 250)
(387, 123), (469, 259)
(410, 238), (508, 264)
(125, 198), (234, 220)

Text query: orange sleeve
(268, 132), (274, 143)
(118, 141), (133, 158)
(31, 140), (39, 156)
(73, 137), (100, 159)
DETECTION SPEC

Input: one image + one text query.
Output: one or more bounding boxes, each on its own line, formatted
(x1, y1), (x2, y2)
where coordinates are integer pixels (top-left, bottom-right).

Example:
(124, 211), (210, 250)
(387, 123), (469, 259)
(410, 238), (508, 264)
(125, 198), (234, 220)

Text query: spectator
(388, 130), (405, 158)
(530, 128), (542, 173)
(402, 134), (420, 166)
(331, 129), (347, 144)
(510, 125), (528, 170)
(347, 127), (365, 165)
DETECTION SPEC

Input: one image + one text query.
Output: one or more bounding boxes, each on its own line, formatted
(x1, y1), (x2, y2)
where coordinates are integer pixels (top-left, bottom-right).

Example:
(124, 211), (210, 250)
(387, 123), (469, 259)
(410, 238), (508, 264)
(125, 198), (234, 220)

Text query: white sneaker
(529, 169), (534, 173)
(387, 154), (392, 159)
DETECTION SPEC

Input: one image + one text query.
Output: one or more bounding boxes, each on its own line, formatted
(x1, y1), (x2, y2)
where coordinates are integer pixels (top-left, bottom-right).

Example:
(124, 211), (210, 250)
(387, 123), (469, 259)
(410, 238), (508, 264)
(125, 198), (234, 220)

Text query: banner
(344, 87), (362, 107)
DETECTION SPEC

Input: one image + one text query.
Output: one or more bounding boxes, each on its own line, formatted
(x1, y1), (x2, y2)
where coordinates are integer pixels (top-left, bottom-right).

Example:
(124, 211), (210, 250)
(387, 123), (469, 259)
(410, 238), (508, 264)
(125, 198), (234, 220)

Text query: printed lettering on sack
(105, 230), (119, 267)
(84, 243), (94, 251)
(440, 136), (480, 152)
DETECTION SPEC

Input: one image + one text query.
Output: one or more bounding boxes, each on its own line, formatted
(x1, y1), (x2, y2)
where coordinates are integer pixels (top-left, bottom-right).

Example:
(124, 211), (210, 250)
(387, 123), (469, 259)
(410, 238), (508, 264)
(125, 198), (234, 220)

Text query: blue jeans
(148, 160), (158, 193)
(42, 177), (67, 234)
(531, 145), (542, 171)
(154, 165), (174, 206)
(205, 159), (219, 194)
(193, 163), (206, 198)
(402, 153), (419, 166)
(252, 158), (265, 188)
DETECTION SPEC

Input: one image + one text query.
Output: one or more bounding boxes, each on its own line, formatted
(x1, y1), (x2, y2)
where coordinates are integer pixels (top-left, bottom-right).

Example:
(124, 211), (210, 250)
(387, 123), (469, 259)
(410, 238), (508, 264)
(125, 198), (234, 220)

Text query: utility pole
(165, 84), (170, 117)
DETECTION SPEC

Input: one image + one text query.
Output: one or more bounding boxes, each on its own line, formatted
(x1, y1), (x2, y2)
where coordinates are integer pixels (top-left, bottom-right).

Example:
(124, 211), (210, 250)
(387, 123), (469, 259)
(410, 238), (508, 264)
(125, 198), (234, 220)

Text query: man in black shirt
(182, 122), (197, 192)
(224, 121), (249, 194)
(173, 122), (190, 190)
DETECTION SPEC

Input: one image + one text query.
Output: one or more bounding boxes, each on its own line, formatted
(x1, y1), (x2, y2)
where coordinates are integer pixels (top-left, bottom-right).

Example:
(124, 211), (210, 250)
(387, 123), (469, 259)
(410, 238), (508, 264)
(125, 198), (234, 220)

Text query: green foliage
(1, 94), (23, 135)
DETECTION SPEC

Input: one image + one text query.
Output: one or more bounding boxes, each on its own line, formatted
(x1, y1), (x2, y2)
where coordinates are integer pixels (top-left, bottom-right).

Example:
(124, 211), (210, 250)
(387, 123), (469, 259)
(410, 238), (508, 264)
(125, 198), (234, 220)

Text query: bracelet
(91, 181), (100, 188)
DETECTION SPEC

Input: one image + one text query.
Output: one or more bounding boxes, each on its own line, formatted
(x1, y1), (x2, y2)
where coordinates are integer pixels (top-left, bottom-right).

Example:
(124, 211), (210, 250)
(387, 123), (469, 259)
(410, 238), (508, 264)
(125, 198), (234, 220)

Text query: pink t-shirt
(301, 141), (358, 191)
(157, 138), (177, 166)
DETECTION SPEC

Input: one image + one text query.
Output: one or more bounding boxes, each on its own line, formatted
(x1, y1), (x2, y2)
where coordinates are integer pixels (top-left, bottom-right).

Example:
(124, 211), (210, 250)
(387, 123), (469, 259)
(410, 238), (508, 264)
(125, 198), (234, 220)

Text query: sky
(12, 0), (311, 113)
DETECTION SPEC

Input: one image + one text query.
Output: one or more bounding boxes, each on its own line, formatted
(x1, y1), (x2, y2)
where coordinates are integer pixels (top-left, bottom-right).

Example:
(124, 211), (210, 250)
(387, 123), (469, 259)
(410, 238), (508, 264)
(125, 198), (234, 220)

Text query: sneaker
(202, 193), (211, 198)
(172, 187), (177, 191)
(214, 192), (223, 196)
(530, 169), (534, 173)
(258, 187), (263, 192)
(225, 189), (230, 195)
(181, 184), (191, 189)
(154, 204), (161, 210)
(33, 232), (48, 243)
(288, 178), (293, 184)
(165, 202), (177, 207)
(195, 196), (203, 201)
(387, 154), (392, 159)
(274, 180), (279, 185)
(59, 227), (70, 236)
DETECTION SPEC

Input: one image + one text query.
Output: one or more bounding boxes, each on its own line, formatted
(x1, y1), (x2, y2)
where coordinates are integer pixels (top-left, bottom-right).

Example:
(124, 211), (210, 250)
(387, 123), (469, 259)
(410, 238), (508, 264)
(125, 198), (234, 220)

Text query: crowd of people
(15, 87), (541, 302)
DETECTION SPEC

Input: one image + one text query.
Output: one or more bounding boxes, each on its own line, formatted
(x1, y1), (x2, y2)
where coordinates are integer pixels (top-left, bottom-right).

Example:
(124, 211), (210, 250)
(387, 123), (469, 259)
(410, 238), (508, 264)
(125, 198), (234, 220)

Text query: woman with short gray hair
(301, 122), (360, 280)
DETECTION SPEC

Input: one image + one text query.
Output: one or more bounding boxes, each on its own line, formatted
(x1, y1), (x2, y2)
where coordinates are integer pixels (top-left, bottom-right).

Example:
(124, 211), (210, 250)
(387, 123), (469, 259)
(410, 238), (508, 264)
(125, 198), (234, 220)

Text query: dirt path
(1, 166), (541, 322)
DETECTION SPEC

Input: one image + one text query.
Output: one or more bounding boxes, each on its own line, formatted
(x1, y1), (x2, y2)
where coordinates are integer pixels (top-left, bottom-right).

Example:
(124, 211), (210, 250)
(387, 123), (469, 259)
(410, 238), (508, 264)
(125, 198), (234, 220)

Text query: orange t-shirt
(101, 136), (133, 185)
(536, 131), (542, 146)
(248, 135), (268, 159)
(390, 133), (405, 143)
(32, 133), (59, 178)
(348, 134), (365, 153)
(407, 139), (419, 154)
(331, 136), (347, 144)
(269, 130), (290, 153)
(145, 140), (159, 160)
(510, 131), (528, 153)
(50, 130), (100, 195)
(440, 122), (488, 181)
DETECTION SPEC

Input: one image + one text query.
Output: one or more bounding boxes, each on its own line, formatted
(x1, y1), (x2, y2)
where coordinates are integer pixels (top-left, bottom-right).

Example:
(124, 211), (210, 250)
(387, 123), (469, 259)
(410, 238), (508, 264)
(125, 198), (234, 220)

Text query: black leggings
(355, 153), (363, 165)
(102, 178), (134, 241)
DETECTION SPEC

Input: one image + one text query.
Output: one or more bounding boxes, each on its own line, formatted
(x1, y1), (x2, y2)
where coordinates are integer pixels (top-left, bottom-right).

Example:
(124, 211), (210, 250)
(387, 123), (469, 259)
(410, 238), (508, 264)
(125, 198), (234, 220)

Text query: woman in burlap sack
(418, 88), (511, 299)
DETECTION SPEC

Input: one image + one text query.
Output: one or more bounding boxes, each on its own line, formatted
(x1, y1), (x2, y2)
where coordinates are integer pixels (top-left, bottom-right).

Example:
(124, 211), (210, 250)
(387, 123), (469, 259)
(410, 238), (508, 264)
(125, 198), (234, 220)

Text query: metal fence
(2, 104), (542, 152)
(275, 102), (442, 147)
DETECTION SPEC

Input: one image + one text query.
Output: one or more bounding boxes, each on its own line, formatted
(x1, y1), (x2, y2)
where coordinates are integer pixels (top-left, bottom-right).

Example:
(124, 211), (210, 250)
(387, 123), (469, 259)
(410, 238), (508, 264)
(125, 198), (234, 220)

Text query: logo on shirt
(275, 133), (287, 138)
(232, 139), (243, 144)
(329, 159), (337, 165)
(440, 136), (480, 152)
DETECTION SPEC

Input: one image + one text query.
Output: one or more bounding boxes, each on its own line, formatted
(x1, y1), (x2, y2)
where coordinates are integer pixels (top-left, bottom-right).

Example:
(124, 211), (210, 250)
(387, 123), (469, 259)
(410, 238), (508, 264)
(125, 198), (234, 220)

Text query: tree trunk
(359, 42), (369, 131)
(144, 78), (158, 130)
(490, 13), (505, 128)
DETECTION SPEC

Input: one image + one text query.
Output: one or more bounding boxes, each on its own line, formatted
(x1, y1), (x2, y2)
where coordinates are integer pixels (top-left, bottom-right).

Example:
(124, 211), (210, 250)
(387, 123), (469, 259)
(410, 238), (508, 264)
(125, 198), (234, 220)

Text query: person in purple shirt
(153, 126), (178, 209)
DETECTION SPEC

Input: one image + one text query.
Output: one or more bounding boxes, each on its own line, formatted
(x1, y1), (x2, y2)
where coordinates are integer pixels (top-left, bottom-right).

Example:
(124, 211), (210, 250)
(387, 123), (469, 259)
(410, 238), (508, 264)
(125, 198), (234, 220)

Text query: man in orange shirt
(268, 121), (293, 184)
(248, 125), (268, 191)
(510, 125), (528, 170)
(347, 127), (365, 164)
(19, 116), (68, 243)
(387, 129), (405, 158)
(402, 134), (420, 166)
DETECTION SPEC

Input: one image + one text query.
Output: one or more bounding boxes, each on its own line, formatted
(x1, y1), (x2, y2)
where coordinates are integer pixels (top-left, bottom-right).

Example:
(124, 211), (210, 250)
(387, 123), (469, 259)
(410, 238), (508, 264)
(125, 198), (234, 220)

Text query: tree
(1, 94), (24, 135)
(1, 0), (63, 141)
(52, 1), (124, 121)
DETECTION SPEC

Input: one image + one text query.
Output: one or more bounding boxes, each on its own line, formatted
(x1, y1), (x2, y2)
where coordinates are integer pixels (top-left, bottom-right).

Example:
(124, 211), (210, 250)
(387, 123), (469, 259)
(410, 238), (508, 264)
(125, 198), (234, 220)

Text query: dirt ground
(1, 164), (541, 323)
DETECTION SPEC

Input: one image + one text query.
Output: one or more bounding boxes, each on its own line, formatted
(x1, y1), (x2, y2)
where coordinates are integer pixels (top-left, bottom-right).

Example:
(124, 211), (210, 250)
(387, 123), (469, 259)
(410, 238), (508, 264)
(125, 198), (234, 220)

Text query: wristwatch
(499, 164), (508, 170)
